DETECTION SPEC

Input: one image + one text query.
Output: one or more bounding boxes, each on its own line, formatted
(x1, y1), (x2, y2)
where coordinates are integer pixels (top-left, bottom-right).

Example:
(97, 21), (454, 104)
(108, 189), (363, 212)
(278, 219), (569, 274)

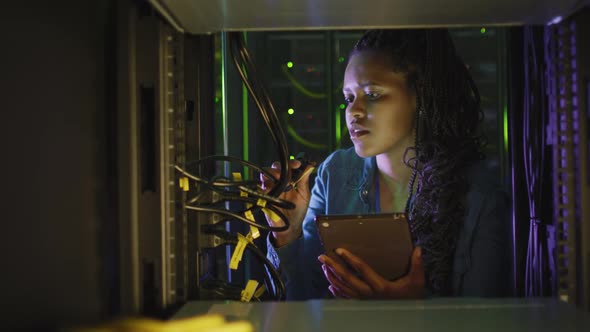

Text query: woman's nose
(347, 98), (366, 119)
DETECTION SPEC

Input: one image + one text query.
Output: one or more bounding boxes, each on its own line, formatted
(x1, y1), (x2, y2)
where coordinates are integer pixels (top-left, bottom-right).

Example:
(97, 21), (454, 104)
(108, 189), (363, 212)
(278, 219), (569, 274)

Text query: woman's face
(343, 51), (416, 158)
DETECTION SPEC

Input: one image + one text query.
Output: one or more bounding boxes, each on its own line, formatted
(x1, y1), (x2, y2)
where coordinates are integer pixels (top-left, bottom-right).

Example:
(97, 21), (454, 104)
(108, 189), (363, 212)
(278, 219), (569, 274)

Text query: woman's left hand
(318, 247), (425, 299)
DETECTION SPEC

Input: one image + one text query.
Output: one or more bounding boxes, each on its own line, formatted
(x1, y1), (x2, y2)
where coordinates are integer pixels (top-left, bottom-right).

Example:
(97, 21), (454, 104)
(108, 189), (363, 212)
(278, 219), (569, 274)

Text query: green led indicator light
(214, 97), (220, 103)
(287, 61), (294, 68)
(503, 106), (509, 152)
(480, 27), (486, 34)
(287, 108), (295, 115)
(339, 104), (346, 110)
(338, 56), (345, 63)
(290, 155), (295, 160)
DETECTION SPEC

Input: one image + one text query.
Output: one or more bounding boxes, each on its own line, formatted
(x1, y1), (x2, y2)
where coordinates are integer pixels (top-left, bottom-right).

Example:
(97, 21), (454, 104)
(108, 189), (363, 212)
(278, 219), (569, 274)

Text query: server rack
(2, 0), (590, 329)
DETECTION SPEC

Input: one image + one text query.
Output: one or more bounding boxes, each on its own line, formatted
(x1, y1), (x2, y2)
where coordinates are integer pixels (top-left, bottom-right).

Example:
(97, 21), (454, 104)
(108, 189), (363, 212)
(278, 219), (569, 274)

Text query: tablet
(315, 213), (413, 281)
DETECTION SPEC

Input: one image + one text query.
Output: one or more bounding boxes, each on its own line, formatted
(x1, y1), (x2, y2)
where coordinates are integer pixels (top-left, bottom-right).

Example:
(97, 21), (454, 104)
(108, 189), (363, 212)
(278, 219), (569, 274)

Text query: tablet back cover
(315, 213), (413, 280)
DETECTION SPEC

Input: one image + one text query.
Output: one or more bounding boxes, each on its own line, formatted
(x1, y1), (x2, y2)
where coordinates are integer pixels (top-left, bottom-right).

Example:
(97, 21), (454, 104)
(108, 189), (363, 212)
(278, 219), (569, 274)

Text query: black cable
(174, 33), (294, 302)
(523, 26), (549, 297)
(186, 188), (293, 211)
(185, 205), (289, 232)
(228, 32), (291, 196)
(212, 230), (286, 300)
(175, 33), (298, 234)
(175, 164), (264, 188)
(236, 185), (296, 209)
(185, 155), (282, 184)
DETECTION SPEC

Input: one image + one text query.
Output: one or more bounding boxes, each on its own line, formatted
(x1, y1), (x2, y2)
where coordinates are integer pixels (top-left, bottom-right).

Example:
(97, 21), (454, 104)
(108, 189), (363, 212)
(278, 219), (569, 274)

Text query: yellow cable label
(253, 284), (266, 299)
(240, 280), (259, 302)
(179, 177), (189, 191)
(232, 172), (248, 197)
(249, 225), (260, 239)
(256, 198), (267, 207)
(244, 210), (255, 221)
(243, 210), (260, 239)
(229, 233), (248, 270)
(262, 208), (281, 223)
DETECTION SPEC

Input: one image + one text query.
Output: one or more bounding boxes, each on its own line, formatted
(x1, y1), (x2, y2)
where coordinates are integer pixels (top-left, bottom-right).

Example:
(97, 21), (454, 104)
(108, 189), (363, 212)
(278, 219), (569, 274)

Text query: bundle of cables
(174, 32), (296, 301)
(523, 26), (550, 297)
(200, 225), (286, 301)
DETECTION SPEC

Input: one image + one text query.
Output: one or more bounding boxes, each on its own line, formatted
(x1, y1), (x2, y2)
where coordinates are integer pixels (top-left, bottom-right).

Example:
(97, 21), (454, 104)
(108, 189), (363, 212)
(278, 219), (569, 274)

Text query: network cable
(174, 32), (300, 302)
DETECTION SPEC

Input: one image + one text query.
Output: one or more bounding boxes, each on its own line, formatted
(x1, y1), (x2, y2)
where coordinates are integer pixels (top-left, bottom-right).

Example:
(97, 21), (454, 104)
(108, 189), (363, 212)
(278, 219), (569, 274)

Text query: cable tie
(240, 280), (259, 302)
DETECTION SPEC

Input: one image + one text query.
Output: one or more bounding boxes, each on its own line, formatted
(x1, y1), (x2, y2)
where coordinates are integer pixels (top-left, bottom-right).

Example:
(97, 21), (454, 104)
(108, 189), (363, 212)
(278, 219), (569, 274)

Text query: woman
(262, 29), (511, 300)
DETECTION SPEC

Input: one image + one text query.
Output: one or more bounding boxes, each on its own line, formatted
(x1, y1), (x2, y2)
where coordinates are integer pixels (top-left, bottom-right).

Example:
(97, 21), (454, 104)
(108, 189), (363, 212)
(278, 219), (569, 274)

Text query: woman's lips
(350, 128), (370, 138)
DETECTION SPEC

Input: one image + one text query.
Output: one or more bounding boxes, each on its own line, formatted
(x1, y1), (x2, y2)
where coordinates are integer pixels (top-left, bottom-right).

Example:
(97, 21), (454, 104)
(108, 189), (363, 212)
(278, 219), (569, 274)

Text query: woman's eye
(366, 92), (381, 100)
(343, 96), (353, 104)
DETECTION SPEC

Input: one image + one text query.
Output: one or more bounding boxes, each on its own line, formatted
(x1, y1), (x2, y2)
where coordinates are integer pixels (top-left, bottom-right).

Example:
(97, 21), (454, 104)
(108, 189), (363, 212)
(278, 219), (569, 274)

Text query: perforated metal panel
(160, 24), (188, 305)
(547, 21), (580, 305)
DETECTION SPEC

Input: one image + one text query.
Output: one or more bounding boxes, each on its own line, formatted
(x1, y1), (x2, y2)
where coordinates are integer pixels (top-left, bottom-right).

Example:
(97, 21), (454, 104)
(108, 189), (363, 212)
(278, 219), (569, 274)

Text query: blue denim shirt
(267, 147), (512, 300)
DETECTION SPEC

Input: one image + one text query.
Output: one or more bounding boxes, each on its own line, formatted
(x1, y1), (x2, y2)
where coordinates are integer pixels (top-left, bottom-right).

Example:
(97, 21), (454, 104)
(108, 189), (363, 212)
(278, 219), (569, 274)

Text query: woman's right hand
(259, 159), (315, 247)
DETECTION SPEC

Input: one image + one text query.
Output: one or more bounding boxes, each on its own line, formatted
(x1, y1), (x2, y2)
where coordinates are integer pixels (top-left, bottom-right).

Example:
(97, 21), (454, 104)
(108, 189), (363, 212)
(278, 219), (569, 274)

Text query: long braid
(352, 29), (485, 295)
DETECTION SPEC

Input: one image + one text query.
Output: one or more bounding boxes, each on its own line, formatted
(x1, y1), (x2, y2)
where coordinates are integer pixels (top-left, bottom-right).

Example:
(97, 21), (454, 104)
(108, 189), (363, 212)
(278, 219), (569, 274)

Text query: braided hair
(352, 29), (485, 295)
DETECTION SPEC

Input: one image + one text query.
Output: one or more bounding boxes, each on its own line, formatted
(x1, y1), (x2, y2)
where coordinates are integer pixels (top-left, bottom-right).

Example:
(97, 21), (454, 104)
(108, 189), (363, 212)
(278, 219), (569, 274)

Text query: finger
(261, 167), (280, 179)
(328, 285), (352, 299)
(272, 159), (304, 170)
(259, 175), (273, 192)
(322, 264), (359, 298)
(320, 254), (372, 297)
(380, 247), (425, 299)
(292, 164), (315, 191)
(323, 264), (354, 296)
(336, 248), (387, 292)
(259, 172), (270, 191)
(260, 167), (280, 191)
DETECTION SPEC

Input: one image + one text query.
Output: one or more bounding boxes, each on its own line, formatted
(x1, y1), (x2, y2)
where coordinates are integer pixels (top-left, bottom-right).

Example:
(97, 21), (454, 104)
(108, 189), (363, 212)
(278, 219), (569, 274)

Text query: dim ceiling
(155, 0), (588, 33)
